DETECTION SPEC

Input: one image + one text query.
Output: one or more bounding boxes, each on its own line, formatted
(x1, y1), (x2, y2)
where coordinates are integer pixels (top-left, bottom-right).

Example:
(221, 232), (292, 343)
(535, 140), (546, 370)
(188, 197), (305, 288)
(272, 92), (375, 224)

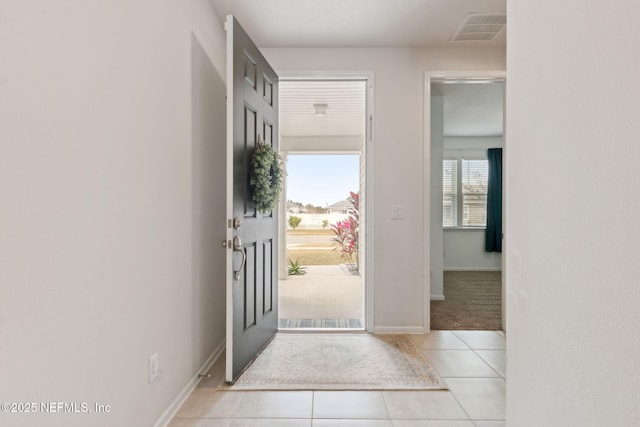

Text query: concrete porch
(278, 265), (364, 329)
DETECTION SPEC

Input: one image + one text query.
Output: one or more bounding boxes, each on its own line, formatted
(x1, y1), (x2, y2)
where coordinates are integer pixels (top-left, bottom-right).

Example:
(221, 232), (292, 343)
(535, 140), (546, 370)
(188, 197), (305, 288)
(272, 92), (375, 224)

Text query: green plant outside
(288, 215), (302, 229)
(287, 258), (307, 275)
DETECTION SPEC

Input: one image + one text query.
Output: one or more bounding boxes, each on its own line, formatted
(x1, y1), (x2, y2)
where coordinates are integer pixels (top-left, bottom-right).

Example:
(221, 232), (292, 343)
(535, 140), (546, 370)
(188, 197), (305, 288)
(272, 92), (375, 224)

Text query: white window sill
(443, 227), (486, 231)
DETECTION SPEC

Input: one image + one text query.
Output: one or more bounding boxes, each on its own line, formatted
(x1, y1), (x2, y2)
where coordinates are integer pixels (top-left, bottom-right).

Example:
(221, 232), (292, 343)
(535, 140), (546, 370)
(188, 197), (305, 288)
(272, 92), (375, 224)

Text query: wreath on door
(249, 139), (284, 213)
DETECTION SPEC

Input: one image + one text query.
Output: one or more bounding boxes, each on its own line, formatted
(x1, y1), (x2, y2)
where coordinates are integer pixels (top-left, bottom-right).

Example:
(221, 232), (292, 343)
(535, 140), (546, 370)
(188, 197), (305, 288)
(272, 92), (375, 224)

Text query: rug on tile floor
(218, 333), (447, 391)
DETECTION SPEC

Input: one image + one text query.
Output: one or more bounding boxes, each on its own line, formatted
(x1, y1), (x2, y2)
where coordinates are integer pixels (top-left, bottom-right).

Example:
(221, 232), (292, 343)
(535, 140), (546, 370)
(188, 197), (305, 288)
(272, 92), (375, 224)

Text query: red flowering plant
(330, 191), (360, 273)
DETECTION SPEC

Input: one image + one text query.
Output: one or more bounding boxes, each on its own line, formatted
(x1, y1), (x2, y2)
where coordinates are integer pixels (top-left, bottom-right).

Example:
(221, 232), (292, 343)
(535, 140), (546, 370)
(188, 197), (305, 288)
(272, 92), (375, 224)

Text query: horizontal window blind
(443, 159), (457, 227)
(461, 159), (488, 227)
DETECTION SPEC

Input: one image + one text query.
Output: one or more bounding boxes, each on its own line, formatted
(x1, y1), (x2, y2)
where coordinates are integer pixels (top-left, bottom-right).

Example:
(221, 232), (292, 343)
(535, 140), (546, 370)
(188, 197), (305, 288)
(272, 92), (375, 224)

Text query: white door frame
(277, 71), (376, 332)
(423, 70), (507, 332)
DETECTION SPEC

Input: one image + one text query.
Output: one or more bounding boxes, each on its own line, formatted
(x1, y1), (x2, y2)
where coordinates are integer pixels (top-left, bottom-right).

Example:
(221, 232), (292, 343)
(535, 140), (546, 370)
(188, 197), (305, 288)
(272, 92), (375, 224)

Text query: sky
(286, 154), (359, 207)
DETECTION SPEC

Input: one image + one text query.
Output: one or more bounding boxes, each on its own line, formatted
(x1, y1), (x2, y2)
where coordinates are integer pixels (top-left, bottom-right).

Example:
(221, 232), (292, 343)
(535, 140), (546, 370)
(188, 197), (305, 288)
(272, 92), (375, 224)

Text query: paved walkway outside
(278, 265), (364, 322)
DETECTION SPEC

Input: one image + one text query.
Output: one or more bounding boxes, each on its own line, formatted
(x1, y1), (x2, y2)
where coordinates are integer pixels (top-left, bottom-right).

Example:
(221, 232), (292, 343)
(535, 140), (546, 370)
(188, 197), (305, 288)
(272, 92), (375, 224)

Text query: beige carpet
(431, 271), (502, 330)
(220, 333), (447, 391)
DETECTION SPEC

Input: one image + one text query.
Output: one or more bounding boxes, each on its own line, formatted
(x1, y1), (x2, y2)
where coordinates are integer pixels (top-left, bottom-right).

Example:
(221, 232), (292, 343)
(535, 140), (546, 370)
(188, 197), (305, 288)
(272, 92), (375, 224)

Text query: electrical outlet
(149, 353), (159, 383)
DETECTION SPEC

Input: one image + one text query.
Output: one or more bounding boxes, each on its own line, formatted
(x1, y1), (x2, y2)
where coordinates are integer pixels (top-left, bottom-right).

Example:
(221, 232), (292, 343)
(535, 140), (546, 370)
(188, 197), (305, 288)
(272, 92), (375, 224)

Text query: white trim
(374, 326), (426, 334)
(502, 76), (507, 332)
(444, 267), (502, 272)
(364, 74), (376, 334)
(277, 70), (374, 80)
(423, 70), (506, 335)
(224, 14), (234, 383)
(153, 340), (225, 427)
(430, 294), (445, 301)
(423, 73), (432, 334)
(278, 154), (288, 279)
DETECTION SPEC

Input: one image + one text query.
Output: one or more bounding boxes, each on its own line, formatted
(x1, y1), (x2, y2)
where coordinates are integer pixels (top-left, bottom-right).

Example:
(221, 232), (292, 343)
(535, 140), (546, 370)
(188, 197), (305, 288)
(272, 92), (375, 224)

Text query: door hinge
(228, 219), (232, 228)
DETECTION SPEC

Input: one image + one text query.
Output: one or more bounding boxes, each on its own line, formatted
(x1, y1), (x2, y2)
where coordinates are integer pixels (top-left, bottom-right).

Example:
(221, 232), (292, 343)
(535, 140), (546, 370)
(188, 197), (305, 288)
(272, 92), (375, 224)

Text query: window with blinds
(443, 159), (457, 227)
(443, 158), (488, 228)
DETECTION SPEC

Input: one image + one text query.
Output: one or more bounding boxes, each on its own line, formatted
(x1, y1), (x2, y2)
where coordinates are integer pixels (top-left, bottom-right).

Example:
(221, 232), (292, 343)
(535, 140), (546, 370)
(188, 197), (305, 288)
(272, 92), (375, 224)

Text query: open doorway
(277, 80), (367, 330)
(428, 76), (505, 331)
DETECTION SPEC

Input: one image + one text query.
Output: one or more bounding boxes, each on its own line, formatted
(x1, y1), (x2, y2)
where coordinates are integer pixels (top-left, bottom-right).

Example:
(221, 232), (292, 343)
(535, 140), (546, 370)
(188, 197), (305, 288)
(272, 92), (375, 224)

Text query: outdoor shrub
(331, 191), (359, 272)
(288, 215), (302, 229)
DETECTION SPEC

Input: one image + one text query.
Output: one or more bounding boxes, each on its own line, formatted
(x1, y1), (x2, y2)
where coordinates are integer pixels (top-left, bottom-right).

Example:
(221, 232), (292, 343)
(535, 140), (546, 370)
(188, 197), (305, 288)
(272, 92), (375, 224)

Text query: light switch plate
(391, 205), (405, 220)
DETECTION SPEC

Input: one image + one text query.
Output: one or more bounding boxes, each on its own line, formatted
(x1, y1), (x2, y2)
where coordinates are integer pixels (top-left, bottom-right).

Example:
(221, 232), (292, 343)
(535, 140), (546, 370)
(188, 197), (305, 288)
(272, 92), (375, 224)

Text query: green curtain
(486, 148), (502, 252)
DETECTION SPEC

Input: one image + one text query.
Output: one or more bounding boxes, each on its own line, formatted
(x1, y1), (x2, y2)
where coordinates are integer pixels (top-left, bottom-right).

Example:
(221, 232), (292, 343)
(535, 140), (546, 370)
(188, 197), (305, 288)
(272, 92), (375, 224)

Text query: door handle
(233, 236), (246, 281)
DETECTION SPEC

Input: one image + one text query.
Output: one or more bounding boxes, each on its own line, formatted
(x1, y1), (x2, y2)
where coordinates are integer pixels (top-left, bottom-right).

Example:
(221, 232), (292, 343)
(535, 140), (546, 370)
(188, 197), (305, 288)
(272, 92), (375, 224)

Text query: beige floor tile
(392, 421), (475, 427)
(474, 350), (506, 378)
(168, 419), (232, 427)
(174, 389), (244, 419)
(445, 378), (505, 420)
(422, 350), (501, 378)
(230, 419), (311, 426)
(409, 331), (470, 350)
(451, 332), (506, 350)
(313, 391), (390, 419)
(171, 330), (508, 427)
(382, 391), (468, 420)
(234, 391), (313, 419)
(313, 420), (393, 427)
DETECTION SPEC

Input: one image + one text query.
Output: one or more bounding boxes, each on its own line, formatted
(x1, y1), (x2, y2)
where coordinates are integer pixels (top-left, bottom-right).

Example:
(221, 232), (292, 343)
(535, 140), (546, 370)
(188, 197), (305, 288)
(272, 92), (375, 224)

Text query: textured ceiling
(209, 0), (506, 48)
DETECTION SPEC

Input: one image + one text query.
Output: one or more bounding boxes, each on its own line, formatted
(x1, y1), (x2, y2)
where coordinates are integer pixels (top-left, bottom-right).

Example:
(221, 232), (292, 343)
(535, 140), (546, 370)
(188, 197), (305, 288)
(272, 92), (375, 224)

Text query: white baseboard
(374, 326), (426, 334)
(154, 340), (225, 427)
(430, 294), (445, 301)
(444, 267), (502, 272)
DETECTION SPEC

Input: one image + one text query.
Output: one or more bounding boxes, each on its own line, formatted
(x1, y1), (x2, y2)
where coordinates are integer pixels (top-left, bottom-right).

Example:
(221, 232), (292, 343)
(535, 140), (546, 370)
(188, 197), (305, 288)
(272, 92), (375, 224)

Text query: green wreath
(249, 142), (284, 213)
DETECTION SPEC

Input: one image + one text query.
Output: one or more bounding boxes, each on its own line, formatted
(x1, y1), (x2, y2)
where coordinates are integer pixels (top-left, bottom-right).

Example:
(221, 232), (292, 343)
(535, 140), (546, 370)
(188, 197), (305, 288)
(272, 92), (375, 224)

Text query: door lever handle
(233, 236), (246, 280)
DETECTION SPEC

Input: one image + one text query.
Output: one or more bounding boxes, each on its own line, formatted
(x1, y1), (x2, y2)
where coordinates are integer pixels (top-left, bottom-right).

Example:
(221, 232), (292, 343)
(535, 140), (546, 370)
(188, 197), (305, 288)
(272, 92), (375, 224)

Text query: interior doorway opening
(277, 79), (367, 330)
(427, 76), (505, 331)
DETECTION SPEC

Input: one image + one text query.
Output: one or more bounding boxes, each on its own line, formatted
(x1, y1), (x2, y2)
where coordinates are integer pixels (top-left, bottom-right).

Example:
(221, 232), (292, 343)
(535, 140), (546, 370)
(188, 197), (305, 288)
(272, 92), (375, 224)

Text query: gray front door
(225, 16), (279, 382)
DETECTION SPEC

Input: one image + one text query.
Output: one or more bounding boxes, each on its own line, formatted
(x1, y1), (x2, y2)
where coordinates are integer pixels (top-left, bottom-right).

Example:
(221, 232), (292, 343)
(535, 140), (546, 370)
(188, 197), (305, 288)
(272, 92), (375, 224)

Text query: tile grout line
(379, 390), (393, 422)
(444, 383), (474, 423)
(311, 390), (315, 420)
(449, 329), (506, 379)
(471, 348), (504, 379)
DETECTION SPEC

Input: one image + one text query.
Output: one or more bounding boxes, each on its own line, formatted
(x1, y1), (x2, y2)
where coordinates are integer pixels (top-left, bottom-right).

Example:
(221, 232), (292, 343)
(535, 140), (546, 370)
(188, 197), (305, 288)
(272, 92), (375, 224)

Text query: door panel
(226, 16), (279, 382)
(263, 240), (273, 315)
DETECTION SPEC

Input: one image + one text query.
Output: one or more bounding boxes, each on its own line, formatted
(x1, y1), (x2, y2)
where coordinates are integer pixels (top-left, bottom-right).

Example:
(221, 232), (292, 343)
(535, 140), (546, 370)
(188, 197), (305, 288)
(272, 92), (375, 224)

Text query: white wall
(263, 47), (506, 330)
(506, 0), (640, 425)
(443, 230), (501, 271)
(0, 1), (226, 426)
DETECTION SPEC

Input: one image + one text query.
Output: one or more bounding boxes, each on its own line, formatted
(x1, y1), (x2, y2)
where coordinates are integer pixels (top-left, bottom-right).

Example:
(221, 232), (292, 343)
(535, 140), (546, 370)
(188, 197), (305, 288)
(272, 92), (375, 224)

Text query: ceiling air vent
(450, 13), (506, 43)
